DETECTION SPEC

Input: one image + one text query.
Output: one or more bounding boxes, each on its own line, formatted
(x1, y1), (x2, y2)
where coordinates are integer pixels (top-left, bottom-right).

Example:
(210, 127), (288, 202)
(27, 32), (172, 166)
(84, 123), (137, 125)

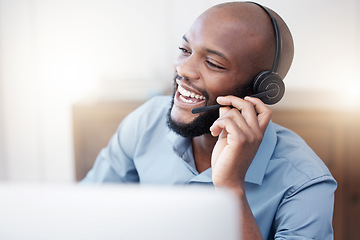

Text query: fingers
(217, 95), (271, 133)
(216, 106), (232, 138)
(244, 96), (272, 133)
(210, 115), (245, 145)
(210, 107), (251, 138)
(210, 95), (272, 143)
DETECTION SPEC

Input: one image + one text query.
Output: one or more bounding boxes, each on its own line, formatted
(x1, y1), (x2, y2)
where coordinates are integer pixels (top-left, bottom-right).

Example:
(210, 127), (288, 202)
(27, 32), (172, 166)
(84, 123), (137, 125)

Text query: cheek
(205, 76), (241, 101)
(174, 55), (182, 66)
(174, 55), (189, 71)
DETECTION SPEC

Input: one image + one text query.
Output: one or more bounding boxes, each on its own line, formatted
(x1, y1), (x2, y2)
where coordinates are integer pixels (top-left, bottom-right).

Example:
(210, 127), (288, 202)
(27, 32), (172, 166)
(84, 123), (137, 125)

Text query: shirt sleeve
(81, 129), (139, 183)
(273, 175), (337, 240)
(80, 127), (140, 183)
(80, 101), (150, 183)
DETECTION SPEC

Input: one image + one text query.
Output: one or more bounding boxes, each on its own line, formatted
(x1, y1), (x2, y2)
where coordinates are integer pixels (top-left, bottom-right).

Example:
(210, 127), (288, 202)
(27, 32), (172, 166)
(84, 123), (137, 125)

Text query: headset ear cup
(253, 71), (285, 105)
(253, 71), (269, 95)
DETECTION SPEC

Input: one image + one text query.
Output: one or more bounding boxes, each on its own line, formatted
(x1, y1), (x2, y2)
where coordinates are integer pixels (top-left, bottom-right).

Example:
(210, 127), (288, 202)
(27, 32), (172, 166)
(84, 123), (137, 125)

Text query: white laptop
(0, 183), (240, 240)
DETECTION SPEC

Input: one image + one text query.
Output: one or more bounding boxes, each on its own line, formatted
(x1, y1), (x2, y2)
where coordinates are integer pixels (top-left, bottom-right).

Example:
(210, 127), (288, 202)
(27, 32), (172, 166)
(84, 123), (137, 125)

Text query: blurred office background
(0, 0), (359, 239)
(1, 0), (359, 182)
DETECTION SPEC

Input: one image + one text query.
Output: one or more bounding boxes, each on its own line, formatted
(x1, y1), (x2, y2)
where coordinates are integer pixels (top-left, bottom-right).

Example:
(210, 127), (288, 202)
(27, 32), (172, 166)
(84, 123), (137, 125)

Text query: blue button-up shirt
(82, 96), (337, 239)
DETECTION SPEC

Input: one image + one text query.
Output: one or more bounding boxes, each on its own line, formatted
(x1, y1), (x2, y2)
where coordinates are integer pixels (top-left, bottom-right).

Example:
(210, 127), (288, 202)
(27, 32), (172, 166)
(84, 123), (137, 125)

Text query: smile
(178, 85), (206, 103)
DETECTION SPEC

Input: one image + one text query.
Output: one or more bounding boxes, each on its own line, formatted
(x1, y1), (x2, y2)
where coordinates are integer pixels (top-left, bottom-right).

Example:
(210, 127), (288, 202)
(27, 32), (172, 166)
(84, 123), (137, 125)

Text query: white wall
(0, 0), (44, 181)
(0, 7), (5, 179)
(0, 0), (359, 182)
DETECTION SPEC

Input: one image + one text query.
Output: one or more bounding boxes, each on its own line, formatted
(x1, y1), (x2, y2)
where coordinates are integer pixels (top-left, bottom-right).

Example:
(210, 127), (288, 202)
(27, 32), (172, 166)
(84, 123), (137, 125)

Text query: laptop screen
(0, 184), (240, 240)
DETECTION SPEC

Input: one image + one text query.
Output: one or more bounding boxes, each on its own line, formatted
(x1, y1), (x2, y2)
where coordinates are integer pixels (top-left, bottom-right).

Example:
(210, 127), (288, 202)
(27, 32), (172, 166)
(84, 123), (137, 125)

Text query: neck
(192, 133), (218, 173)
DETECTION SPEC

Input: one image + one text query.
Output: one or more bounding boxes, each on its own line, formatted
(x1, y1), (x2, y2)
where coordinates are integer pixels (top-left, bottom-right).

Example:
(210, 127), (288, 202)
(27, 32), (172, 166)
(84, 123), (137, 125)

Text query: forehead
(185, 10), (262, 65)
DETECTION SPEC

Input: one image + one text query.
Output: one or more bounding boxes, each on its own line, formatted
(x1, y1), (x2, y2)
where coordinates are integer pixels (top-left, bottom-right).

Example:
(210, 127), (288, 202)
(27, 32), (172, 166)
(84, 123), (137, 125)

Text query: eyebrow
(182, 35), (229, 61)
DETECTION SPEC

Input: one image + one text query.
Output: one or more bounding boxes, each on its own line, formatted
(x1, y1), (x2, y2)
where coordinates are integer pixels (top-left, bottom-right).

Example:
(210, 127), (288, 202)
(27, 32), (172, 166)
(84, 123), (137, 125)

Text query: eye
(206, 60), (226, 70)
(178, 47), (191, 55)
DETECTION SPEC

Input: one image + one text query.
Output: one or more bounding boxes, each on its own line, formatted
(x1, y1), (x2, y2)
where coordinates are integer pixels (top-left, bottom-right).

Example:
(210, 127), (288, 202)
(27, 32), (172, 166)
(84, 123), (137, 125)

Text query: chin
(170, 103), (196, 125)
(166, 97), (219, 138)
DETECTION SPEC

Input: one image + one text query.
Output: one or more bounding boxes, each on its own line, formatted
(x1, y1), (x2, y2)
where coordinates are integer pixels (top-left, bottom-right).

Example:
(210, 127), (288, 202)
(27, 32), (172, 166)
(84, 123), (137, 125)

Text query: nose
(175, 54), (200, 80)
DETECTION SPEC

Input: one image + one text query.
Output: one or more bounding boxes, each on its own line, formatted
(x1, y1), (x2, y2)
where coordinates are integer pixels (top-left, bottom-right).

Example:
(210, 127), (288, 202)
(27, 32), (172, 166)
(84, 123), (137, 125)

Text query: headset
(191, 2), (286, 114)
(247, 1), (285, 105)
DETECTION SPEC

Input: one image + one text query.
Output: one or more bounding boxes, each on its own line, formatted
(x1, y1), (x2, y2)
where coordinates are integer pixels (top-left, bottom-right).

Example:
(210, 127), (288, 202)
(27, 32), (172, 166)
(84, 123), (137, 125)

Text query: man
(82, 1), (336, 239)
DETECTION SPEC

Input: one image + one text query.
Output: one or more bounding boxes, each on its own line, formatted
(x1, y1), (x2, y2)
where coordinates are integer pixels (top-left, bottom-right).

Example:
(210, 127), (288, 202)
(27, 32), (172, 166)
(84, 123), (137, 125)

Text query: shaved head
(199, 1), (294, 80)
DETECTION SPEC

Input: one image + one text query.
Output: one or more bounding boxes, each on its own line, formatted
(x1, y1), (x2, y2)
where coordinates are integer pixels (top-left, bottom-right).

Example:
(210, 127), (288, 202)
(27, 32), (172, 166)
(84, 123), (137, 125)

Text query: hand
(210, 95), (272, 189)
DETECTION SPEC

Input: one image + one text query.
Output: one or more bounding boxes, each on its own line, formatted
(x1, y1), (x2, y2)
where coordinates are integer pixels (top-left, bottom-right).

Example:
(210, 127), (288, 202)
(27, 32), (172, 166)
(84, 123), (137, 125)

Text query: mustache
(173, 73), (210, 102)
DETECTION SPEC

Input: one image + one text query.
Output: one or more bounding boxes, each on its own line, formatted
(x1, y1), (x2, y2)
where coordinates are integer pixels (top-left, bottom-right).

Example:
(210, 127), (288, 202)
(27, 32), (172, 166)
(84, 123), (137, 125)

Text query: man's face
(167, 10), (258, 137)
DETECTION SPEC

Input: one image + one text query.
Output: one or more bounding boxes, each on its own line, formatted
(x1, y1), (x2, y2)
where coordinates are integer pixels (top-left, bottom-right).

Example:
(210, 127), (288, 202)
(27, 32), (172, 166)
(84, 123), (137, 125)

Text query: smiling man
(82, 2), (337, 239)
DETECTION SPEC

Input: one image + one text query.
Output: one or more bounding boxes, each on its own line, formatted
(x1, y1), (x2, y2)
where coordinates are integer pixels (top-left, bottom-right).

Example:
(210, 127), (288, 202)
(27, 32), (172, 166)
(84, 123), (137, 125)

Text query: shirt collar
(167, 121), (277, 186)
(245, 121), (277, 185)
(167, 129), (191, 158)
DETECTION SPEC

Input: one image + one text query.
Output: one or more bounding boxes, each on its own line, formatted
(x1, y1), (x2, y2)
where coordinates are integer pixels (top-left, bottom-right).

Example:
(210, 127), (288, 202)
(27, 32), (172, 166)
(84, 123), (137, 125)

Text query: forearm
(231, 186), (263, 240)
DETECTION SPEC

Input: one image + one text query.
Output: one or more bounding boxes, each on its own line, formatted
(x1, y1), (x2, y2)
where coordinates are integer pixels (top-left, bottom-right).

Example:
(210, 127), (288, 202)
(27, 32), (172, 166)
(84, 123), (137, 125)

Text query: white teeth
(178, 85), (205, 100)
(179, 95), (194, 103)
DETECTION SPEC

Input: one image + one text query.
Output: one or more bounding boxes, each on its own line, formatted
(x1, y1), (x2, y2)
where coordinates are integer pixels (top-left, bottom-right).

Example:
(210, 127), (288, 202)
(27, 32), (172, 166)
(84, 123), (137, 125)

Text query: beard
(166, 95), (219, 138)
(166, 74), (252, 138)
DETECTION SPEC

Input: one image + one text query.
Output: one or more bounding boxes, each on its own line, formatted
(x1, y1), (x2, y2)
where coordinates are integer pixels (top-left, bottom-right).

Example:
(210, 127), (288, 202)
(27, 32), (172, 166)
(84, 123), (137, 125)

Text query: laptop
(0, 183), (240, 240)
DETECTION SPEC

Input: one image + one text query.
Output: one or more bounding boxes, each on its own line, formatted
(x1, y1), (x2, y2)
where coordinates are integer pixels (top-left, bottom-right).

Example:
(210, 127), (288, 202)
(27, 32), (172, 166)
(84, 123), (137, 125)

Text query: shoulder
(121, 95), (172, 128)
(116, 95), (173, 137)
(110, 96), (172, 156)
(131, 95), (172, 118)
(269, 123), (336, 193)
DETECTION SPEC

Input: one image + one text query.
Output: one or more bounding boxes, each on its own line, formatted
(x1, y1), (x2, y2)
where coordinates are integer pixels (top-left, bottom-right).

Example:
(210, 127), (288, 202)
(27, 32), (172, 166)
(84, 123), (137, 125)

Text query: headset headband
(246, 2), (282, 73)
